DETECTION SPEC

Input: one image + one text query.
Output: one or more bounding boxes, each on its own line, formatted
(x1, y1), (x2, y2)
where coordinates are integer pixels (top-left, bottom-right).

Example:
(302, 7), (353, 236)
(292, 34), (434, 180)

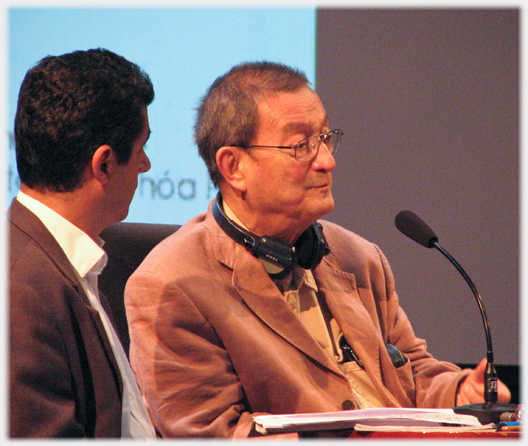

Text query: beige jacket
(125, 201), (470, 438)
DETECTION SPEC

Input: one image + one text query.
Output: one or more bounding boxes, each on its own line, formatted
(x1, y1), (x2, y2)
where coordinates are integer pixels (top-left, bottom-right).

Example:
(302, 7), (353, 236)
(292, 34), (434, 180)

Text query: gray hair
(195, 61), (309, 186)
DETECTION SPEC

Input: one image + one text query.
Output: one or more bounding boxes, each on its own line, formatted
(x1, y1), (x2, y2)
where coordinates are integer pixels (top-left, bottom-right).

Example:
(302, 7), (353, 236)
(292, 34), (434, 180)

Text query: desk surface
(300, 426), (521, 439)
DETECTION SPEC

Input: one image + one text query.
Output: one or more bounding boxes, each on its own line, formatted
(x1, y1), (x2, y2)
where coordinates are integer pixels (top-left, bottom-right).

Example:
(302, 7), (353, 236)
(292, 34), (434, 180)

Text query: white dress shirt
(17, 191), (157, 439)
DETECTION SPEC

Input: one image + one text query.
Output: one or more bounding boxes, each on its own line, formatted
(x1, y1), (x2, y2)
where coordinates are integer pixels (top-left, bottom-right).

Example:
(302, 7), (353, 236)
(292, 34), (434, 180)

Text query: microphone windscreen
(395, 210), (438, 248)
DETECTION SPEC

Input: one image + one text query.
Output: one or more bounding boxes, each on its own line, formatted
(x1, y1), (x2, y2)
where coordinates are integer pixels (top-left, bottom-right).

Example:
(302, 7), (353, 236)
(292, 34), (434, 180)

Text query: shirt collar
(17, 191), (107, 278)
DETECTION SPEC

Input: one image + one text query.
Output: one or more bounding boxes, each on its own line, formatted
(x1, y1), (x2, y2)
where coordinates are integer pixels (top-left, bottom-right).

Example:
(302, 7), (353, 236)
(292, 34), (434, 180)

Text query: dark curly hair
(15, 48), (154, 192)
(195, 61), (308, 187)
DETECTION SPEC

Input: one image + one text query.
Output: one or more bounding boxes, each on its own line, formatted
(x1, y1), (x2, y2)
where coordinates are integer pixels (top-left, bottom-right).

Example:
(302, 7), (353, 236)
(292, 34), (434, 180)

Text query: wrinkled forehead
(255, 86), (328, 134)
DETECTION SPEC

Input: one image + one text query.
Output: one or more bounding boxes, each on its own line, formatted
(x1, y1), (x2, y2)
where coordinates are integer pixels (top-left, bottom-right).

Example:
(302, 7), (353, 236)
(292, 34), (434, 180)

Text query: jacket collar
(9, 198), (84, 290)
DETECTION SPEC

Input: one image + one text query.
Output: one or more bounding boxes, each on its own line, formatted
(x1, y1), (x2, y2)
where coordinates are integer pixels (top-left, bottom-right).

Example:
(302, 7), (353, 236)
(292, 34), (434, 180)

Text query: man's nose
(140, 152), (151, 173)
(312, 140), (336, 172)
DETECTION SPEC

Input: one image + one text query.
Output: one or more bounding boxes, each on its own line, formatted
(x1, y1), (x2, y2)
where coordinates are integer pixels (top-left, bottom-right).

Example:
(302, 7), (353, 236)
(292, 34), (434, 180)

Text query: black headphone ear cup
(295, 222), (330, 270)
(295, 226), (316, 269)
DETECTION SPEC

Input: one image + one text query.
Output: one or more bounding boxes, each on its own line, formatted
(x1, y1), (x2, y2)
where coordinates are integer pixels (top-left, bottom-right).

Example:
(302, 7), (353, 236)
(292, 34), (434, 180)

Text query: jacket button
(341, 400), (354, 410)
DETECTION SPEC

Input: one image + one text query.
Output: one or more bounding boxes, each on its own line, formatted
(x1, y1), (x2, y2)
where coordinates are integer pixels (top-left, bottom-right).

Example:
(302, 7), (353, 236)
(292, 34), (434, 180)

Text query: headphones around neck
(212, 193), (330, 278)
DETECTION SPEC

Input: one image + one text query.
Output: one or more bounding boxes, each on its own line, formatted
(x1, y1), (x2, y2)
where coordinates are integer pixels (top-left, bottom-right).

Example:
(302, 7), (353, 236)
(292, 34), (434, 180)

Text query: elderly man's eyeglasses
(240, 129), (343, 162)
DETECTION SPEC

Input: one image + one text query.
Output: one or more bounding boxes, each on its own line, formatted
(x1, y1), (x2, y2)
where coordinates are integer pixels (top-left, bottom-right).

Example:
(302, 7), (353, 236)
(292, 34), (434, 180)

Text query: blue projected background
(7, 8), (316, 224)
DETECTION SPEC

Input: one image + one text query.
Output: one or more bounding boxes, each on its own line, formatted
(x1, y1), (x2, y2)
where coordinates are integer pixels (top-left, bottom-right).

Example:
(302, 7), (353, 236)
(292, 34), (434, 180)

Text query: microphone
(394, 210), (517, 424)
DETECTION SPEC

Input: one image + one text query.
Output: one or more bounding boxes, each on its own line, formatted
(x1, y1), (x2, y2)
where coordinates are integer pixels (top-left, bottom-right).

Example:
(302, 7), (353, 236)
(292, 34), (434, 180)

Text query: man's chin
(319, 196), (334, 216)
(310, 200), (334, 223)
(115, 207), (130, 224)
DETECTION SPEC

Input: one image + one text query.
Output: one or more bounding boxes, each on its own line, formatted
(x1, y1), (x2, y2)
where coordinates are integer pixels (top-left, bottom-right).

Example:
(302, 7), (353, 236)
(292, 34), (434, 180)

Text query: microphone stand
(433, 241), (517, 424)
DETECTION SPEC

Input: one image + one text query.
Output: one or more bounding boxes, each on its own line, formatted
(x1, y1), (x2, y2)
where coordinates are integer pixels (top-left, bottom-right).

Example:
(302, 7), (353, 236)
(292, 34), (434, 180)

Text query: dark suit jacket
(8, 198), (123, 438)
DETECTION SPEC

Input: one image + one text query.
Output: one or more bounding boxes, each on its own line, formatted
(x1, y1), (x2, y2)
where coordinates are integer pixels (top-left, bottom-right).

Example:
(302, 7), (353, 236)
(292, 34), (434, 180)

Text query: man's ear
(91, 145), (115, 185)
(216, 146), (248, 192)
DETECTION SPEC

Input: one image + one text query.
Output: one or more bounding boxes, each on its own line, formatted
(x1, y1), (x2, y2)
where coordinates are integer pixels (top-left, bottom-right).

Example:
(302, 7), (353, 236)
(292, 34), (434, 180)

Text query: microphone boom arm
(433, 242), (494, 364)
(432, 241), (497, 405)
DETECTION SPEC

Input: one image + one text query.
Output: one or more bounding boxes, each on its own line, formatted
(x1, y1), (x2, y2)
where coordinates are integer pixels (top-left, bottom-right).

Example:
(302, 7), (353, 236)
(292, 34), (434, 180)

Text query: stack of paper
(252, 407), (484, 434)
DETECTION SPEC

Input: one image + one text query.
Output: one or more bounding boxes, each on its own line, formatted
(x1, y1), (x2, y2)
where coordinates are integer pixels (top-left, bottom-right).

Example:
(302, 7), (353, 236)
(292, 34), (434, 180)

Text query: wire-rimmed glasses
(240, 129), (343, 162)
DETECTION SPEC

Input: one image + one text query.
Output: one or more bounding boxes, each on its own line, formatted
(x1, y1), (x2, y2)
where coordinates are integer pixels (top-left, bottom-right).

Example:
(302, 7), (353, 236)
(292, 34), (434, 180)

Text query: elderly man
(9, 48), (156, 438)
(125, 61), (510, 438)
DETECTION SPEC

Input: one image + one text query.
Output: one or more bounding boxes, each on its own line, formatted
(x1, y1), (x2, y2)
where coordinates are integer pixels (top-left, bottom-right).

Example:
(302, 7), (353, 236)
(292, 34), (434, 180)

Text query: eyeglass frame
(236, 128), (343, 162)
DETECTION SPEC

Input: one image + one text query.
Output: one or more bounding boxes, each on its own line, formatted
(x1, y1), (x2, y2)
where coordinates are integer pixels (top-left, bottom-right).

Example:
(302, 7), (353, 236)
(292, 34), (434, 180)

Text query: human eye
(294, 137), (309, 149)
(320, 131), (336, 149)
(292, 137), (310, 156)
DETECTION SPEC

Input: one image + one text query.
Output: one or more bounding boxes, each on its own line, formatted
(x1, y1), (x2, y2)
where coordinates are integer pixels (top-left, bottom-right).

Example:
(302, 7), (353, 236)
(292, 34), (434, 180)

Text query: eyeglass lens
(298, 130), (341, 161)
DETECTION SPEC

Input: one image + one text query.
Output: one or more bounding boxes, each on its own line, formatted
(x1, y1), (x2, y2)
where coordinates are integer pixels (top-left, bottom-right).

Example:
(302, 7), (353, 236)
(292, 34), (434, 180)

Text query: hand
(456, 358), (512, 406)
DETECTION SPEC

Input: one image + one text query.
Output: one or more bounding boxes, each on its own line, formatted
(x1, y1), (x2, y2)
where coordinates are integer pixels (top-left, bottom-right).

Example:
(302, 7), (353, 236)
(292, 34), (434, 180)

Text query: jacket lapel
(314, 259), (382, 376)
(314, 255), (408, 407)
(234, 261), (344, 376)
(206, 209), (342, 376)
